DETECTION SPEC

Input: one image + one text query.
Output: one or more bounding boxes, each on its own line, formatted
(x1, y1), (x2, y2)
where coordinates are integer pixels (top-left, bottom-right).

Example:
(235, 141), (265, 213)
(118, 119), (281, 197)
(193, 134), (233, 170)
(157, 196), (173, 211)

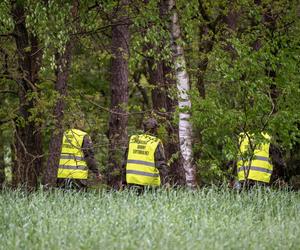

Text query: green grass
(0, 188), (299, 250)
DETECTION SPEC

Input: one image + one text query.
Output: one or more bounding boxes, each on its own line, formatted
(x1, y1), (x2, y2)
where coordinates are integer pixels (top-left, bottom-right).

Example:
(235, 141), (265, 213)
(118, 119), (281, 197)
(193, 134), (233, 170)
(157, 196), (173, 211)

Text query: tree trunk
(12, 2), (43, 190)
(0, 131), (5, 188)
(148, 57), (185, 185)
(147, 59), (167, 111)
(164, 63), (186, 185)
(222, 7), (240, 59)
(108, 0), (130, 189)
(263, 6), (279, 114)
(140, 0), (185, 186)
(44, 1), (78, 188)
(133, 70), (150, 111)
(168, 0), (197, 188)
(44, 42), (73, 188)
(197, 0), (219, 98)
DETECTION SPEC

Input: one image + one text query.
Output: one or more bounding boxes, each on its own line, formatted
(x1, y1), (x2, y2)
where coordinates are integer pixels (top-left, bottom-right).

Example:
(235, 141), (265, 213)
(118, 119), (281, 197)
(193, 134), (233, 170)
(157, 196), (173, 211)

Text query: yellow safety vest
(57, 129), (88, 179)
(237, 133), (273, 183)
(126, 134), (161, 186)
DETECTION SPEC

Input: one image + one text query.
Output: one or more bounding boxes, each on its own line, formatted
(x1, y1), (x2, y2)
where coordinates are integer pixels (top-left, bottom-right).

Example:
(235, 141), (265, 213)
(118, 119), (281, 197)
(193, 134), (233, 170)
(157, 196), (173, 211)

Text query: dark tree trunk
(44, 1), (77, 188)
(147, 51), (185, 185)
(163, 63), (186, 185)
(147, 54), (185, 185)
(0, 132), (5, 188)
(12, 3), (43, 190)
(147, 59), (167, 111)
(133, 70), (150, 111)
(132, 70), (149, 129)
(108, 0), (130, 189)
(263, 7), (279, 114)
(44, 42), (73, 187)
(196, 25), (208, 98)
(222, 8), (240, 60)
(196, 0), (217, 98)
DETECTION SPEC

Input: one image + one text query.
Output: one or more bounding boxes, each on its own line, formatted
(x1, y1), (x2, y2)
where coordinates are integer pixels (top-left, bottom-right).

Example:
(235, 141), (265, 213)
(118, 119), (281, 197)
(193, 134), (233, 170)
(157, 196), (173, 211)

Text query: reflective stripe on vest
(238, 156), (269, 162)
(237, 132), (273, 183)
(60, 155), (85, 161)
(238, 166), (273, 174)
(126, 134), (161, 186)
(126, 170), (160, 177)
(57, 129), (88, 179)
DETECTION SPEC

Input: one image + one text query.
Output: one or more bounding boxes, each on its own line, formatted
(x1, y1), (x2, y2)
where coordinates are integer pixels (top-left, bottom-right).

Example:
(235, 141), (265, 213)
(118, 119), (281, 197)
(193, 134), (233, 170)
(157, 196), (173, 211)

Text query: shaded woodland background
(0, 0), (299, 190)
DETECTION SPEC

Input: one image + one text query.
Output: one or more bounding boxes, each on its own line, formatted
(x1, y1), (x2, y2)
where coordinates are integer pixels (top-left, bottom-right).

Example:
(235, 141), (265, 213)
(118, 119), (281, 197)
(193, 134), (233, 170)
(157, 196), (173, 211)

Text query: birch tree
(167, 0), (197, 188)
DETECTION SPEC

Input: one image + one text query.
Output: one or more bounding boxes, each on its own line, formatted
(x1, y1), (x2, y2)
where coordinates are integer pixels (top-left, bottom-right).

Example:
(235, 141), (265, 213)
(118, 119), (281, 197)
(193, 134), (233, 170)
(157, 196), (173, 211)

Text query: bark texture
(168, 0), (197, 188)
(147, 59), (167, 111)
(0, 132), (5, 188)
(164, 63), (185, 185)
(197, 0), (219, 98)
(108, 0), (130, 189)
(12, 2), (43, 190)
(44, 42), (73, 187)
(44, 2), (77, 188)
(141, 0), (185, 186)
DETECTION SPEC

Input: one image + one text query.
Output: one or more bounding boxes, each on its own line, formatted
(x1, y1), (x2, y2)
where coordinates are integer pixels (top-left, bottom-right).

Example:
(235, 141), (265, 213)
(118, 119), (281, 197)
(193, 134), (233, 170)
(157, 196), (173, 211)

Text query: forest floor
(0, 188), (299, 250)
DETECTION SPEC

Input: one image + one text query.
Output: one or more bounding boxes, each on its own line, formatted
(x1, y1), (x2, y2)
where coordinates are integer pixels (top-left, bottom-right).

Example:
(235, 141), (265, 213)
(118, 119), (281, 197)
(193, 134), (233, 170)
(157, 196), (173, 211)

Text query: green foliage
(189, 0), (300, 183)
(0, 189), (299, 249)
(0, 0), (299, 186)
(0, 1), (14, 34)
(130, 1), (172, 68)
(26, 1), (73, 53)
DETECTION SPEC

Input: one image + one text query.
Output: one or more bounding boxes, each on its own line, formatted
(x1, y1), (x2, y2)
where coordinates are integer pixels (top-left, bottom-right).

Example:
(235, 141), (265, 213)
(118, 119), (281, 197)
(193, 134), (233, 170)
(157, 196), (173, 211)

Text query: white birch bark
(168, 0), (197, 188)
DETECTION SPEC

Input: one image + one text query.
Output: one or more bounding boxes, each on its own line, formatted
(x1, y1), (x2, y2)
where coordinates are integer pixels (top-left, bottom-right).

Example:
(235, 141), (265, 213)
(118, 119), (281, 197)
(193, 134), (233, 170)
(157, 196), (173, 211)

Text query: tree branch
(0, 90), (18, 96)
